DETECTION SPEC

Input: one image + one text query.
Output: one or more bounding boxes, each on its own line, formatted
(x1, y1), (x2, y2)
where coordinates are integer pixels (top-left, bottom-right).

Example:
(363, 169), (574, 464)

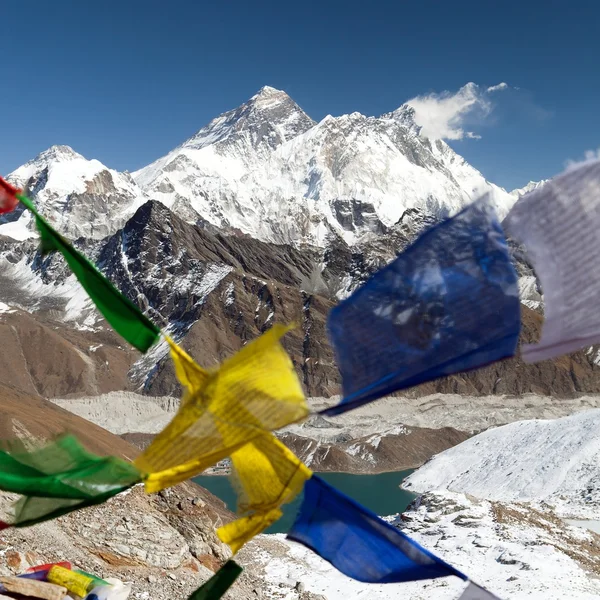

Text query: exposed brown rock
(279, 425), (470, 473)
(409, 306), (600, 398)
(0, 383), (138, 459)
(0, 309), (136, 399)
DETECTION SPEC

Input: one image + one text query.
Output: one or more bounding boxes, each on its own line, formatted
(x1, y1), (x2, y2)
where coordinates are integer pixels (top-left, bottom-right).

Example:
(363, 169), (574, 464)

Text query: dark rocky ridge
(0, 198), (599, 400)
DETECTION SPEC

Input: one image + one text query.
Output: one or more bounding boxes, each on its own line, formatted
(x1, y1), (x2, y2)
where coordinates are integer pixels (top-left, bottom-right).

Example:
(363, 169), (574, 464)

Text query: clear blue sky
(1, 0), (598, 190)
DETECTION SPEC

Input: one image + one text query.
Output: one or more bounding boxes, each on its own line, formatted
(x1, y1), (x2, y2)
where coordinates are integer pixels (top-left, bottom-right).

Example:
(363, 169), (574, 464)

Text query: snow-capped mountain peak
(24, 144), (84, 165)
(6, 88), (519, 248)
(3, 145), (147, 240)
(132, 87), (516, 246)
(381, 103), (421, 135)
(181, 85), (315, 153)
(510, 179), (549, 199)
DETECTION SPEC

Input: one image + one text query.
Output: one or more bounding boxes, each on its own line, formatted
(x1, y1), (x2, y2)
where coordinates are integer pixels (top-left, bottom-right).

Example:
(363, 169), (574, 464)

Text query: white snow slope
(258, 490), (600, 600)
(3, 145), (147, 240)
(403, 409), (600, 519)
(130, 86), (515, 246)
(258, 410), (600, 600)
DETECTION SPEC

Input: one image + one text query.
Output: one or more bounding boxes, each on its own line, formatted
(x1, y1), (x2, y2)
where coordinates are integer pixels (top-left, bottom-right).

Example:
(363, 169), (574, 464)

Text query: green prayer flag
(17, 193), (160, 353)
(0, 435), (143, 528)
(188, 561), (243, 600)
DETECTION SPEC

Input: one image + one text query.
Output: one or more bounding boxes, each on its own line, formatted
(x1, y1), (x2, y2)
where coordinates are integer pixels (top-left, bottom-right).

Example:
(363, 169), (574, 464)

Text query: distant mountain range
(3, 86), (519, 245)
(1, 86), (597, 402)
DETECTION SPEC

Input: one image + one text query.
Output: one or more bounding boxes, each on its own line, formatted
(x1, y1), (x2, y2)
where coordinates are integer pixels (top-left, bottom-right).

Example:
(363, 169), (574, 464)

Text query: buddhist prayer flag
(0, 178), (160, 353)
(323, 198), (520, 416)
(0, 435), (142, 528)
(188, 561), (243, 600)
(288, 476), (467, 584)
(459, 581), (502, 599)
(504, 159), (600, 362)
(136, 325), (309, 493)
(0, 177), (19, 214)
(217, 434), (312, 553)
(47, 566), (94, 598)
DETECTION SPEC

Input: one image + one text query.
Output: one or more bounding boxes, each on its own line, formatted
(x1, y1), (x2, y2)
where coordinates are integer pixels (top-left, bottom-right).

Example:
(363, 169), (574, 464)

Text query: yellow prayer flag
(47, 565), (94, 598)
(217, 434), (312, 553)
(135, 325), (309, 493)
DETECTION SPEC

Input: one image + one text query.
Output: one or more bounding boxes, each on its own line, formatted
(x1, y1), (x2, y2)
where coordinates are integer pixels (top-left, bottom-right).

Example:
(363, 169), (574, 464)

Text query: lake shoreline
(194, 470), (418, 533)
(202, 464), (428, 477)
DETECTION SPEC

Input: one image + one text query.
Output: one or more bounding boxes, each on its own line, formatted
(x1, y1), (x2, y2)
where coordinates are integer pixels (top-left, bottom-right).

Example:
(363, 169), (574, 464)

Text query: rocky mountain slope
(49, 391), (470, 473)
(1, 195), (600, 401)
(0, 86), (596, 403)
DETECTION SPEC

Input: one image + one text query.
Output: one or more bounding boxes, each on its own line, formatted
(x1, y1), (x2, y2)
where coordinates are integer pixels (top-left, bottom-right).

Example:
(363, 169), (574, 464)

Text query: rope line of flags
(0, 158), (596, 599)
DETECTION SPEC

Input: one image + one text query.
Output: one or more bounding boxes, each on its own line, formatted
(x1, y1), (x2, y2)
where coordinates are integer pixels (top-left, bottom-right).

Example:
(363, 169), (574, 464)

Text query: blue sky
(1, 0), (598, 190)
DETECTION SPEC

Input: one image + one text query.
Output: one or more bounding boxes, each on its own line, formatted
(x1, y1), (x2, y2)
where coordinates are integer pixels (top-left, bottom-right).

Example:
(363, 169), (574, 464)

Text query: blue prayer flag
(287, 476), (467, 584)
(323, 198), (520, 416)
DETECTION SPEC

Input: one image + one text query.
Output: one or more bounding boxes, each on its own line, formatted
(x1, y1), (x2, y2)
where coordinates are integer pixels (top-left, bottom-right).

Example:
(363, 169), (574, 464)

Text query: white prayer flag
(459, 581), (502, 599)
(504, 159), (600, 362)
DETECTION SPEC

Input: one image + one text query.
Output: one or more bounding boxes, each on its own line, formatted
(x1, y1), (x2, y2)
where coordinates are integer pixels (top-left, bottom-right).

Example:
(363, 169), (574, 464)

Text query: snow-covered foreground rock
(252, 410), (600, 599)
(403, 409), (600, 519)
(252, 490), (600, 600)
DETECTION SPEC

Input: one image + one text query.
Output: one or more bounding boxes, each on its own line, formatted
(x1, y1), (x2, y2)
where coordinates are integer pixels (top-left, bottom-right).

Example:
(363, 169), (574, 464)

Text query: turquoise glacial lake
(193, 469), (416, 534)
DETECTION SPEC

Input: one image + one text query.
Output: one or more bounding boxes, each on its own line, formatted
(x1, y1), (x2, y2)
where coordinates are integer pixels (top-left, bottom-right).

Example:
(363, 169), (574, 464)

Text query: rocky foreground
(256, 491), (600, 600)
(4, 384), (600, 599)
(0, 389), (323, 599)
(0, 483), (327, 600)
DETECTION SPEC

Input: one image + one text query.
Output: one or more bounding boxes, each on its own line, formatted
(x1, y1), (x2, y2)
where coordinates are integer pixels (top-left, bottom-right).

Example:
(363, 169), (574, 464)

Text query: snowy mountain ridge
(403, 408), (600, 520)
(133, 86), (517, 246)
(510, 179), (549, 199)
(3, 86), (523, 247)
(3, 144), (147, 240)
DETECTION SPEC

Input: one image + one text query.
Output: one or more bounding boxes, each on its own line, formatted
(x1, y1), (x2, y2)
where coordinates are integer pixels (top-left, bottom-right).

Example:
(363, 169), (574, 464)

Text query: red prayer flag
(0, 176), (19, 214)
(27, 562), (71, 573)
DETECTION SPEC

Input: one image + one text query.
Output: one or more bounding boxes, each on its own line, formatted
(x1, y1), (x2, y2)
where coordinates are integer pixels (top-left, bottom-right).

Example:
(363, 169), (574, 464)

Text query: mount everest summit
(2, 86), (515, 246)
(1, 85), (594, 402)
(1, 88), (599, 600)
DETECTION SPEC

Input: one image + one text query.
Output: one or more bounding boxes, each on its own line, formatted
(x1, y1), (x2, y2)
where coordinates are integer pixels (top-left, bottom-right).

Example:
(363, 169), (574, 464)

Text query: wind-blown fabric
(188, 561), (243, 600)
(459, 581), (502, 599)
(2, 184), (160, 353)
(288, 476), (467, 583)
(0, 177), (19, 214)
(0, 435), (142, 527)
(135, 325), (309, 493)
(323, 198), (520, 416)
(504, 159), (600, 362)
(47, 566), (94, 598)
(217, 434), (312, 553)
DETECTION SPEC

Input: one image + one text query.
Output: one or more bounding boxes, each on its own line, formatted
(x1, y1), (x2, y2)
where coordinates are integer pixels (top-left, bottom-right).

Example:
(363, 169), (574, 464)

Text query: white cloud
(487, 82), (509, 93)
(405, 82), (508, 141)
